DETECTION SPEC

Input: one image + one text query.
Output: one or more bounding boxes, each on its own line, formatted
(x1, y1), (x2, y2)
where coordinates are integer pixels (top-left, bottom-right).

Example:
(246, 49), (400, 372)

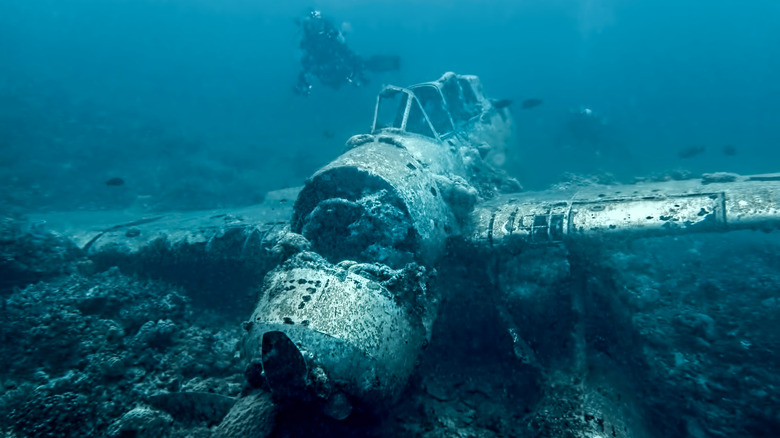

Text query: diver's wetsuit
(295, 10), (368, 95)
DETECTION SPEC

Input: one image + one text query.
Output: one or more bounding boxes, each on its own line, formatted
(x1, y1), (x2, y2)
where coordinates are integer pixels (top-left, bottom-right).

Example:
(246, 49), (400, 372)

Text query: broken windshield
(373, 87), (436, 138)
(373, 87), (407, 130)
(441, 76), (480, 124)
(404, 98), (435, 138)
(411, 85), (453, 136)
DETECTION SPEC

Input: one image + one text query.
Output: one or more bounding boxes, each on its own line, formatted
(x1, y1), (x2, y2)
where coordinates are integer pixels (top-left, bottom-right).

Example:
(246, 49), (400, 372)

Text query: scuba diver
(294, 9), (401, 95)
(557, 106), (610, 155)
(552, 105), (639, 180)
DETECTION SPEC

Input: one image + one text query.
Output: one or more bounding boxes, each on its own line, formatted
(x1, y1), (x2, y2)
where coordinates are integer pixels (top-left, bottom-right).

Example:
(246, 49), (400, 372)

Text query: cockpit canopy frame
(371, 72), (486, 141)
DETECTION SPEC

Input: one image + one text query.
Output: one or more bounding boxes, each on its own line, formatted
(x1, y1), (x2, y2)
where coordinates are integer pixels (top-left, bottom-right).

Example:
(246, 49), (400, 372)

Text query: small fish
(105, 177), (125, 186)
(521, 98), (543, 109)
(678, 146), (706, 159)
(491, 98), (513, 109)
(322, 129), (335, 139)
(723, 145), (737, 156)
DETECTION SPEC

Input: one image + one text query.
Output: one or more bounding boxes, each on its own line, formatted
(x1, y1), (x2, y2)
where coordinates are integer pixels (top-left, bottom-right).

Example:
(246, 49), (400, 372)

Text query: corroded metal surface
(25, 188), (301, 306)
(292, 140), (452, 266)
(242, 257), (432, 415)
(469, 173), (780, 247)
(31, 187), (299, 255)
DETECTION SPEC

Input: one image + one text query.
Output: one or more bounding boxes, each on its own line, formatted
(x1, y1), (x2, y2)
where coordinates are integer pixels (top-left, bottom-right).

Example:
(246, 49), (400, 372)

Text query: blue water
(3, 3), (780, 436)
(1, 0), (779, 210)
